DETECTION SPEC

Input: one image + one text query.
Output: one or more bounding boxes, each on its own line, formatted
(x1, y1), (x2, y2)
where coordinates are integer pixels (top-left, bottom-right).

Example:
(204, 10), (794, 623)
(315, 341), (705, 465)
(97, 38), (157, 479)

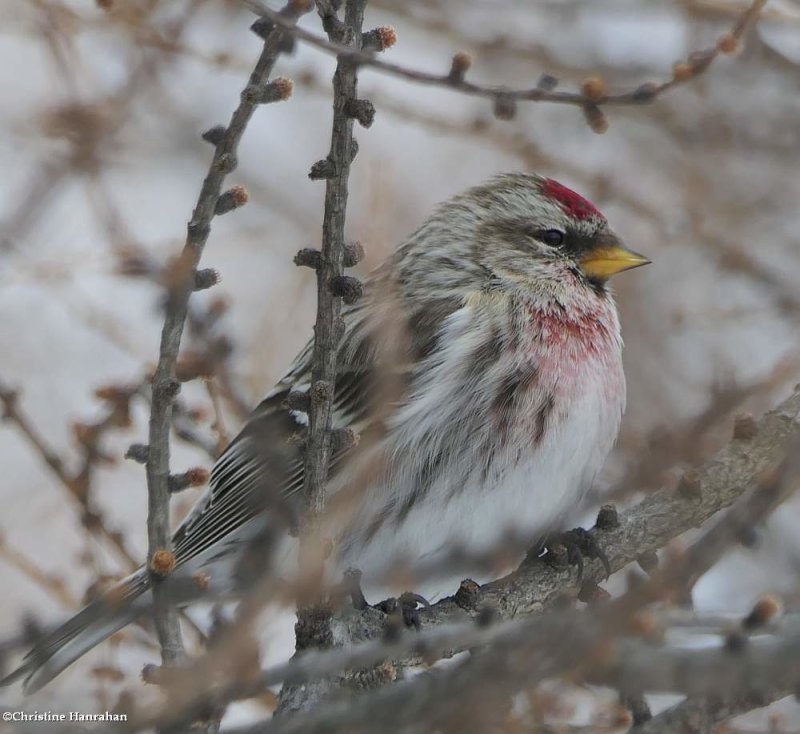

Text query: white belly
(334, 303), (625, 599)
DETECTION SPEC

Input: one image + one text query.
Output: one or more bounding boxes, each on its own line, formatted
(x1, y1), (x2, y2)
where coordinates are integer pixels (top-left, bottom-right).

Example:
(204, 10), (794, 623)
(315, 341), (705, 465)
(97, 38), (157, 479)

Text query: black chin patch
(568, 264), (607, 296)
(587, 276), (608, 296)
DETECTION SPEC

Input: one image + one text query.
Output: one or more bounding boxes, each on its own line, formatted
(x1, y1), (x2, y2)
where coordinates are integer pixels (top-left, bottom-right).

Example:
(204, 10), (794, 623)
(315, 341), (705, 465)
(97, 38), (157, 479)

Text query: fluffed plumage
(3, 172), (648, 693)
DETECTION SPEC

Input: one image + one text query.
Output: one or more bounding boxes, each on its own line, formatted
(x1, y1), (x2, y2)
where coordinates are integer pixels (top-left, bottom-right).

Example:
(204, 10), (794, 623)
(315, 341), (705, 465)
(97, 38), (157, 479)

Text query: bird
(2, 172), (649, 693)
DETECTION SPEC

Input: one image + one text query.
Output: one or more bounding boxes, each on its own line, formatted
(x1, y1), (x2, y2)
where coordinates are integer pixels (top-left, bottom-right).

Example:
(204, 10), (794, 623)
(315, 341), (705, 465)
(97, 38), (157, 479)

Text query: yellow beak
(580, 242), (650, 281)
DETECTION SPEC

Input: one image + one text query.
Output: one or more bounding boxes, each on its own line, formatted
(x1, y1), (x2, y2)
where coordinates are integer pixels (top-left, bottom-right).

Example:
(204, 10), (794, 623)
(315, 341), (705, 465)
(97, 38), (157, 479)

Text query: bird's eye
(540, 229), (565, 247)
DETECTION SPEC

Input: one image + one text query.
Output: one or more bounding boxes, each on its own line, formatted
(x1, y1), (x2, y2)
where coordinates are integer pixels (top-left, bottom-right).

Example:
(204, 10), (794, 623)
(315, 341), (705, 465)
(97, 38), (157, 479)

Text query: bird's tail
(1, 570), (148, 694)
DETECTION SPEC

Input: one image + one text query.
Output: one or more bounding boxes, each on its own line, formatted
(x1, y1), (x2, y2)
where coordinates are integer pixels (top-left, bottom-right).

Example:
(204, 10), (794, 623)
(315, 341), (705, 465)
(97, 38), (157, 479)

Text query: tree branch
(300, 0), (367, 527)
(0, 378), (138, 569)
(242, 0), (768, 131)
(144, 0), (305, 668)
(336, 387), (800, 643)
(119, 388), (800, 733)
(232, 438), (800, 734)
(276, 0), (371, 716)
(630, 693), (788, 734)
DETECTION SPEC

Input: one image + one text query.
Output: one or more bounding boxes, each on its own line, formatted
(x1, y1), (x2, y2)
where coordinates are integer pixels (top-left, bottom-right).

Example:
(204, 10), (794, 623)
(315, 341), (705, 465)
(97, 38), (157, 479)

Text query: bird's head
(396, 172), (649, 303)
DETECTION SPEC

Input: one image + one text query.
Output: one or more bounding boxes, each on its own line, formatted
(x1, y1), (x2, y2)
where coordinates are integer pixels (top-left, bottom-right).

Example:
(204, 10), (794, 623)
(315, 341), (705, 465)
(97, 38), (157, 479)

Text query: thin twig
(0, 379), (138, 569)
(144, 0), (306, 668)
(276, 0), (370, 716)
(300, 0), (367, 527)
(243, 0), (768, 127)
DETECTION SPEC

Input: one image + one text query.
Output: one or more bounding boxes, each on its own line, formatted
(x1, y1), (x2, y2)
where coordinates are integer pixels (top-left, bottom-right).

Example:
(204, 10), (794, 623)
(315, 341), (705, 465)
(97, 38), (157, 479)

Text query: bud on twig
(454, 578), (480, 611)
(536, 74), (558, 91)
(141, 663), (164, 685)
(250, 18), (274, 40)
(285, 390), (311, 412)
(331, 427), (359, 452)
(294, 248), (322, 269)
(242, 78), (294, 105)
(150, 549), (176, 577)
(581, 76), (607, 102)
(330, 275), (363, 304)
(194, 268), (220, 291)
(361, 26), (397, 52)
(169, 467), (210, 494)
(343, 241), (365, 268)
(582, 103), (609, 134)
(447, 52), (472, 83)
(215, 185), (249, 215)
(596, 504), (619, 530)
(492, 93), (517, 121)
(201, 125), (226, 146)
(125, 443), (149, 464)
(344, 99), (376, 128)
(309, 158), (335, 180)
(287, 0), (313, 13)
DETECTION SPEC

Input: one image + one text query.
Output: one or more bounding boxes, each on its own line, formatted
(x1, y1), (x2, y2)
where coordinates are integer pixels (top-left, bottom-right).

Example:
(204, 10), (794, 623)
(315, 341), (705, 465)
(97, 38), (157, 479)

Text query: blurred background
(1, 0), (800, 727)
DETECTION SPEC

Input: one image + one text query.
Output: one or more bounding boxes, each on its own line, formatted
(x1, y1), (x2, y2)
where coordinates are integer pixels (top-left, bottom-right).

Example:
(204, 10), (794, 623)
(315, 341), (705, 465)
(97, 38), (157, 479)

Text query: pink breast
(524, 303), (624, 402)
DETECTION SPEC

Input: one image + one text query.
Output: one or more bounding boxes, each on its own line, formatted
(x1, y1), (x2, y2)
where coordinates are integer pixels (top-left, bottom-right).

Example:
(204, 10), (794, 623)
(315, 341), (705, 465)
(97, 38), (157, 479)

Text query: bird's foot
(539, 527), (611, 580)
(340, 569), (429, 629)
(375, 592), (429, 630)
(341, 568), (369, 610)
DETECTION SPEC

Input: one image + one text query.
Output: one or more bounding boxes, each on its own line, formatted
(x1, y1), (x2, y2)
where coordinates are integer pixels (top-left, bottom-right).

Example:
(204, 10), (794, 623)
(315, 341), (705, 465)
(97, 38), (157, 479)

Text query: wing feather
(168, 289), (463, 574)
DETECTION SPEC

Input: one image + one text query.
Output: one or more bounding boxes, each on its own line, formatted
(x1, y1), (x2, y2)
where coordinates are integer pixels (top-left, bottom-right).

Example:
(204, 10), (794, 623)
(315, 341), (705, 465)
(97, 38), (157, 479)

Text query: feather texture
(3, 172), (635, 691)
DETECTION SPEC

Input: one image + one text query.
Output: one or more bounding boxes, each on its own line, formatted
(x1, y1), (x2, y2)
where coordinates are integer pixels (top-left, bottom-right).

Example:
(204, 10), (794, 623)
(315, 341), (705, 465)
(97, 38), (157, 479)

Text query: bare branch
(144, 0), (306, 668)
(116, 389), (800, 733)
(278, 0), (371, 715)
(0, 378), (138, 569)
(230, 440), (800, 734)
(337, 388), (800, 642)
(631, 693), (787, 734)
(300, 0), (367, 525)
(242, 0), (768, 131)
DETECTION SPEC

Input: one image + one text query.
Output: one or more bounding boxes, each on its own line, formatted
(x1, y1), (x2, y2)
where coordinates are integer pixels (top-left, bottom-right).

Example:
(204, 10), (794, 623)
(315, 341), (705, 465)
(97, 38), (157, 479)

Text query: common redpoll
(3, 172), (648, 692)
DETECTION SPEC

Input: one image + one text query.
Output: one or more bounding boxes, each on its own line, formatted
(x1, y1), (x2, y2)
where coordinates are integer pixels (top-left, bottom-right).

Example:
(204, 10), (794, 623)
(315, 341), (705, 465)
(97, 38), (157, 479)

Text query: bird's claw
(374, 591), (429, 630)
(341, 568), (429, 630)
(541, 527), (611, 580)
(342, 568), (369, 610)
